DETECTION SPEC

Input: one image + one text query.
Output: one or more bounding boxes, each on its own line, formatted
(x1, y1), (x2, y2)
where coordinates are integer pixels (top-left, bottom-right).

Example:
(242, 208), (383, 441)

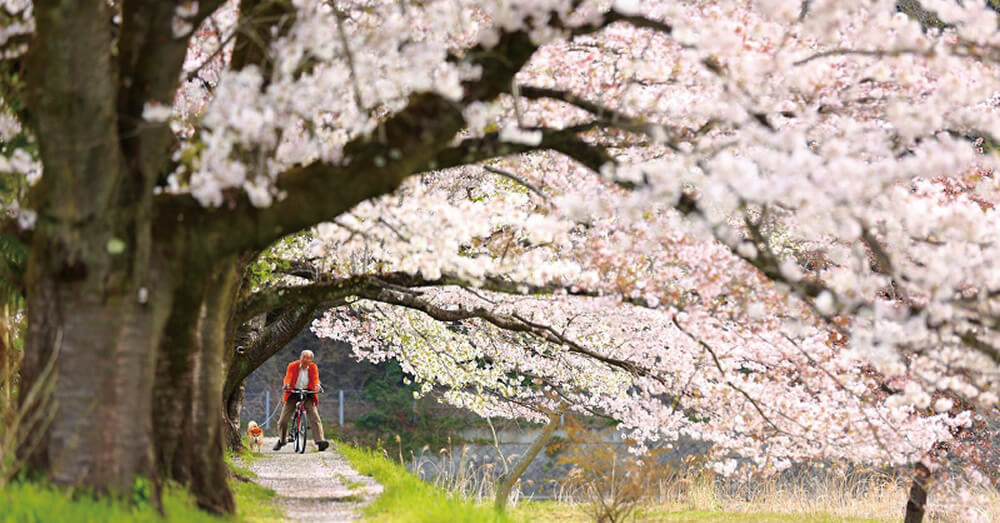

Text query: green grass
(225, 446), (259, 479)
(337, 443), (884, 523)
(336, 473), (365, 490)
(338, 442), (513, 523)
(230, 479), (283, 523)
(0, 450), (284, 522)
(0, 481), (226, 522)
(226, 448), (284, 523)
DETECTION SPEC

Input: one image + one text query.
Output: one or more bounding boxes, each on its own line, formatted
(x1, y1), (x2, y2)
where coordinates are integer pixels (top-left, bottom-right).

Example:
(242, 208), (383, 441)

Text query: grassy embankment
(338, 442), (512, 522)
(0, 447), (283, 522)
(337, 442), (884, 523)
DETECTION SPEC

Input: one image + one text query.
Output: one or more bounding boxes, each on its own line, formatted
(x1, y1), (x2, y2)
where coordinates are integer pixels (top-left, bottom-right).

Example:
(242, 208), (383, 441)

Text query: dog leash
(260, 394), (283, 427)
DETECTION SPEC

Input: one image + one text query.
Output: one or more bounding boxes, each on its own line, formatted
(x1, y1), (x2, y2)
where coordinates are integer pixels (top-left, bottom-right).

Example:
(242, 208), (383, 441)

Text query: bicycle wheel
(294, 407), (307, 453)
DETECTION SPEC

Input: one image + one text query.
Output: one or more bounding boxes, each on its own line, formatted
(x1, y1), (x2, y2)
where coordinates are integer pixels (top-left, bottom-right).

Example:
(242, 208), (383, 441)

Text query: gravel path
(243, 437), (383, 522)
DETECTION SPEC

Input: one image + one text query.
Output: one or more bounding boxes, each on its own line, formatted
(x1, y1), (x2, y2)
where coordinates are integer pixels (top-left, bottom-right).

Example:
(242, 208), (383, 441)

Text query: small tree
(558, 416), (668, 523)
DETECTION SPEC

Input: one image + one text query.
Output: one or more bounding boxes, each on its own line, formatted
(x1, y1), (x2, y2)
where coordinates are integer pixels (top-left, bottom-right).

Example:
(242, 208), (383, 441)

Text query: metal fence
(240, 388), (474, 434)
(240, 389), (374, 431)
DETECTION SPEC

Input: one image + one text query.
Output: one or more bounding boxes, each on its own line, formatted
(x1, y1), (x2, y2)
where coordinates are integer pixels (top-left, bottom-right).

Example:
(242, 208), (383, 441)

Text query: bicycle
(286, 387), (322, 454)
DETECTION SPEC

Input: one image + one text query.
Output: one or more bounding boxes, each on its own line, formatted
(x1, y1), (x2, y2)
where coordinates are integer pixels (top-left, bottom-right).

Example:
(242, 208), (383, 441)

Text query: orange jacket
(282, 360), (321, 404)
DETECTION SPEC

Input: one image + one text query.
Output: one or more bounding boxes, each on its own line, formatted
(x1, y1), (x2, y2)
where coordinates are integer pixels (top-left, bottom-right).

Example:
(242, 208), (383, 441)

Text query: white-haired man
(273, 350), (330, 451)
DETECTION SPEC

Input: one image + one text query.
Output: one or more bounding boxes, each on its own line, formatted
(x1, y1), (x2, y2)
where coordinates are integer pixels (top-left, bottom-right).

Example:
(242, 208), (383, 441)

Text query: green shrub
(355, 360), (418, 431)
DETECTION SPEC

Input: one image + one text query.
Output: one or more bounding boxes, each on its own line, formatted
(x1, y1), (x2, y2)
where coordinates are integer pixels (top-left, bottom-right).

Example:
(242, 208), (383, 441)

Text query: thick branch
(117, 1), (225, 188)
(158, 27), (545, 257)
(156, 92), (467, 256)
(428, 127), (588, 171)
(223, 304), (321, 402)
(356, 286), (649, 378)
(236, 271), (593, 325)
(518, 85), (690, 150)
(427, 128), (640, 189)
(568, 9), (673, 38)
(161, 7), (673, 260)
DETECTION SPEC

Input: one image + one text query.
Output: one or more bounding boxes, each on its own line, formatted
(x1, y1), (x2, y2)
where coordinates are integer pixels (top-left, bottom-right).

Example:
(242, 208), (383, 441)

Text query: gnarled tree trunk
(222, 312), (265, 451)
(21, 265), (173, 492)
(20, 0), (173, 493)
(153, 253), (246, 513)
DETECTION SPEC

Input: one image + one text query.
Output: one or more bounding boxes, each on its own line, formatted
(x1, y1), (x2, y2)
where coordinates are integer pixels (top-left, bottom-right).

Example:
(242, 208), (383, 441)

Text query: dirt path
(243, 437), (383, 522)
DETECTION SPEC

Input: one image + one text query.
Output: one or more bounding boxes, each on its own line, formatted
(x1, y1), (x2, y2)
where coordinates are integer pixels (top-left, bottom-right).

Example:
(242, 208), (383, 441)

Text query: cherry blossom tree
(1, 0), (999, 519)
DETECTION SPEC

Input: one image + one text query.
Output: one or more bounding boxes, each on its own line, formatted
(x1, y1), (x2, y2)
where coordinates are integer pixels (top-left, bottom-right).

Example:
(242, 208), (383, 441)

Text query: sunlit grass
(0, 450), (283, 522)
(0, 481), (227, 522)
(226, 447), (284, 523)
(337, 441), (889, 523)
(338, 442), (512, 522)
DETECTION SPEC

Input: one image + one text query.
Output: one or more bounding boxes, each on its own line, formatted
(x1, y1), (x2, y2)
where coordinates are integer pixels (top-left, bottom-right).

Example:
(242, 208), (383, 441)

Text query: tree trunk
(1, 302), (10, 413)
(222, 312), (265, 452)
(153, 254), (244, 513)
(495, 410), (561, 512)
(20, 0), (184, 498)
(20, 257), (174, 492)
(224, 380), (247, 452)
(903, 462), (930, 523)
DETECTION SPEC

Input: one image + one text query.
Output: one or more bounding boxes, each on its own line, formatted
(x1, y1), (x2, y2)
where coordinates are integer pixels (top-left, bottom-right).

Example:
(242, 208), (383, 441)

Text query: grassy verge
(226, 447), (284, 523)
(0, 481), (227, 522)
(509, 501), (881, 522)
(336, 443), (879, 523)
(338, 442), (512, 523)
(0, 449), (283, 522)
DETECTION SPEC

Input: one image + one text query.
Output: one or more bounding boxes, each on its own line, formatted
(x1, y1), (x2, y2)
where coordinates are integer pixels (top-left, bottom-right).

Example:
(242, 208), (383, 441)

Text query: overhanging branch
(355, 285), (656, 380)
(235, 271), (595, 325)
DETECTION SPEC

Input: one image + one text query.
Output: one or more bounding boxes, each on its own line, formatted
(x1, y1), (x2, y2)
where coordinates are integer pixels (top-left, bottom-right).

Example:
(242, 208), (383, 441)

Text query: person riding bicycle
(273, 350), (330, 451)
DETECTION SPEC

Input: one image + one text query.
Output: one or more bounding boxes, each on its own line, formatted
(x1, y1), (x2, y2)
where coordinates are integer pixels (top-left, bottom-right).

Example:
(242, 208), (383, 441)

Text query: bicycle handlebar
(286, 387), (322, 394)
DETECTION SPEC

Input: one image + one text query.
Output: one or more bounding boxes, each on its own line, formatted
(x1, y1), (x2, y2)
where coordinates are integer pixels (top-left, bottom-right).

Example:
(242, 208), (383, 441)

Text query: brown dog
(247, 421), (264, 453)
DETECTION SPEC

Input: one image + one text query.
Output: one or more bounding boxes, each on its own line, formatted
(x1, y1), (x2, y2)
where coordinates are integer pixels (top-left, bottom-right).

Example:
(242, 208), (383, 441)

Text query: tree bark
(222, 312), (265, 451)
(903, 462), (930, 523)
(20, 0), (169, 492)
(20, 0), (219, 499)
(20, 256), (174, 491)
(495, 410), (561, 512)
(153, 253), (245, 514)
(1, 303), (10, 412)
(223, 379), (247, 452)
